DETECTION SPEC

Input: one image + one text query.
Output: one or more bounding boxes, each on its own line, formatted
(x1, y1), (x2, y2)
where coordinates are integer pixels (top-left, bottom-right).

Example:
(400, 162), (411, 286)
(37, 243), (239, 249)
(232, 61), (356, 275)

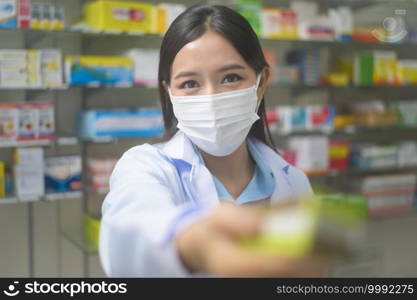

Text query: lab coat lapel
(250, 137), (295, 204)
(161, 131), (219, 207)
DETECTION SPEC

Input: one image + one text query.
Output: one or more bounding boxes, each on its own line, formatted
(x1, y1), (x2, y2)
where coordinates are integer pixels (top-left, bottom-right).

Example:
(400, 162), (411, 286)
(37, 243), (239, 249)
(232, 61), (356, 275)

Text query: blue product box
(79, 108), (164, 139)
(44, 156), (82, 192)
(0, 0), (17, 28)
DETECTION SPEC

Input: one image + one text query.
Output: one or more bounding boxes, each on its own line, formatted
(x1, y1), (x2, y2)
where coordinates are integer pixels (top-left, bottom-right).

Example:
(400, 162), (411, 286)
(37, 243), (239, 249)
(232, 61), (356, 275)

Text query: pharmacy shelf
(270, 0), (417, 8)
(44, 191), (83, 201)
(274, 126), (417, 137)
(306, 165), (417, 178)
(0, 85), (68, 91)
(269, 84), (417, 90)
(0, 137), (81, 149)
(61, 229), (98, 254)
(1, 26), (417, 48)
(0, 136), (159, 149)
(0, 191), (83, 205)
(0, 140), (52, 148)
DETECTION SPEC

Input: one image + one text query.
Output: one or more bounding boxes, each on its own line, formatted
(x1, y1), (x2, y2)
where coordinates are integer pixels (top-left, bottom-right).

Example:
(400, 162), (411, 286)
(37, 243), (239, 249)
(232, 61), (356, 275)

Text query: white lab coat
(99, 131), (313, 277)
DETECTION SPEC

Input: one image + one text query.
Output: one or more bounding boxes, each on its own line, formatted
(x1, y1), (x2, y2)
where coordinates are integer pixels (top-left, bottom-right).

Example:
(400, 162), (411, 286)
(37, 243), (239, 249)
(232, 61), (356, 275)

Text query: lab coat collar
(160, 131), (219, 206)
(159, 131), (294, 206)
(160, 131), (198, 167)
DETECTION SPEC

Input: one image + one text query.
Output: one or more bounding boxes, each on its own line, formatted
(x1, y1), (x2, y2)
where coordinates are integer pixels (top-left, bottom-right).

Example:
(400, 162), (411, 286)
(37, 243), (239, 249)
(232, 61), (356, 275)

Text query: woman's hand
(175, 202), (329, 277)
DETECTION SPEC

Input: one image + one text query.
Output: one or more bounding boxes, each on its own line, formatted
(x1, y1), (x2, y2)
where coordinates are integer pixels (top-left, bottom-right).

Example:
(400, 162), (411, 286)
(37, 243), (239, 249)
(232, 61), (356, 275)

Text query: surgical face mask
(168, 75), (262, 157)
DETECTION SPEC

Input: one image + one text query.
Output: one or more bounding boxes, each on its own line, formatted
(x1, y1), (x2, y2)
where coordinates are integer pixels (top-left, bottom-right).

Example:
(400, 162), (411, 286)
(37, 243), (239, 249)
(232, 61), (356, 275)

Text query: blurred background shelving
(1, 0), (417, 278)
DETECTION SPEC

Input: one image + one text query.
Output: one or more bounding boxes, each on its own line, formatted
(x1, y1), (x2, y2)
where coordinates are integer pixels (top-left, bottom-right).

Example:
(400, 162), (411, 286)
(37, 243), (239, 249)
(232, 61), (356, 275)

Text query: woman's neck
(199, 141), (255, 199)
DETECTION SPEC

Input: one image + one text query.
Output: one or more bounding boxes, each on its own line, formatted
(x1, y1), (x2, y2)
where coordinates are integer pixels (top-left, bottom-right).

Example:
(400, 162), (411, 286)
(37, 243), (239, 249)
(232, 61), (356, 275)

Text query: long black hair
(158, 3), (276, 149)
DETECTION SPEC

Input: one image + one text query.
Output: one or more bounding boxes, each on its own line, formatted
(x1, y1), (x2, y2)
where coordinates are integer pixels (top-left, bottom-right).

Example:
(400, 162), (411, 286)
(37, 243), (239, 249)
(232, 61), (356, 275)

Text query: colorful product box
(126, 49), (159, 87)
(41, 49), (63, 87)
(14, 147), (45, 198)
(50, 5), (64, 30)
(37, 102), (54, 140)
(0, 102), (55, 145)
(154, 3), (185, 34)
(350, 144), (398, 170)
(79, 108), (163, 139)
(261, 7), (281, 39)
(279, 10), (298, 40)
(307, 105), (335, 132)
(396, 60), (417, 86)
(0, 103), (19, 143)
(354, 51), (398, 86)
(288, 135), (329, 172)
(396, 101), (417, 127)
(84, 214), (101, 252)
(361, 174), (416, 216)
(87, 158), (118, 192)
(83, 0), (154, 33)
(234, 0), (262, 36)
(26, 49), (42, 87)
(397, 142), (417, 167)
(0, 49), (63, 88)
(0, 0), (17, 28)
(0, 50), (27, 87)
(17, 0), (30, 28)
(65, 55), (133, 86)
(273, 105), (335, 134)
(329, 140), (349, 171)
(18, 103), (38, 141)
(45, 156), (82, 193)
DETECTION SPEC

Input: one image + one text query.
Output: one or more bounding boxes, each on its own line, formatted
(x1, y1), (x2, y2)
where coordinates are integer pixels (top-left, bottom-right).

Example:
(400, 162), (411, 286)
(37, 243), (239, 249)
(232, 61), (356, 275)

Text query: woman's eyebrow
(174, 71), (199, 80)
(174, 64), (246, 79)
(218, 64), (246, 72)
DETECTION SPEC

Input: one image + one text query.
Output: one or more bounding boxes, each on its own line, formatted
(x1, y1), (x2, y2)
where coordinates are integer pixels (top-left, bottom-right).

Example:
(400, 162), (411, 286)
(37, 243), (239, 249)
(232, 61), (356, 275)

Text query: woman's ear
(257, 67), (271, 100)
(162, 80), (169, 93)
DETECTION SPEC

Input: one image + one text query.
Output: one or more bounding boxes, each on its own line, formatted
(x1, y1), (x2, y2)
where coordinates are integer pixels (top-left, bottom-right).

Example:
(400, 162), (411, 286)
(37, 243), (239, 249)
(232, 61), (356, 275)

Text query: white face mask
(168, 75), (262, 157)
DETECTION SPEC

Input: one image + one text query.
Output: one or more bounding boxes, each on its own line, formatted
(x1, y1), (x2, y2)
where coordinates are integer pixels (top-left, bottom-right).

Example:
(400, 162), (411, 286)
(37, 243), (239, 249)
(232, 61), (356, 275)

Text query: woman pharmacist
(99, 4), (328, 277)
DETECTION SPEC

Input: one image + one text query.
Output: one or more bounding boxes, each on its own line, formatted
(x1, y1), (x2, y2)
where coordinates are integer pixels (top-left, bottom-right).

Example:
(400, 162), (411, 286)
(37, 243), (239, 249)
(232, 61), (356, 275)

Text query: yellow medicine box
(84, 0), (155, 33)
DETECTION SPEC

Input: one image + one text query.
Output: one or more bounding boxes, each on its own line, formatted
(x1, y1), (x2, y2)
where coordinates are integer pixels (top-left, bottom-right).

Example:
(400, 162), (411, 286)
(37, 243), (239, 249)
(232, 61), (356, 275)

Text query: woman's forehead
(171, 30), (248, 75)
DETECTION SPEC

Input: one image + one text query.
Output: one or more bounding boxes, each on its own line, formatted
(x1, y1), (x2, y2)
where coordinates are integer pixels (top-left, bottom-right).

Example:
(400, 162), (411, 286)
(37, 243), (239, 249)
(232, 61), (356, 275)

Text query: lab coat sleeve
(99, 145), (209, 277)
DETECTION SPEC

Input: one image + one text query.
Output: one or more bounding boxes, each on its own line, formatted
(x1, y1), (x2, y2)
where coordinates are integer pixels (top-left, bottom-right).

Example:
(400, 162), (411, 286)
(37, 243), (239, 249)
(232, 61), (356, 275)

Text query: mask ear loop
(255, 74), (262, 113)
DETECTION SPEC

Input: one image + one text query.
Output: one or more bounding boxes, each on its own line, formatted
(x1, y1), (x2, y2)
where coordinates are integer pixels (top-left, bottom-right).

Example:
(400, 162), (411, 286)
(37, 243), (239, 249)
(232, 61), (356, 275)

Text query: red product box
(18, 0), (31, 28)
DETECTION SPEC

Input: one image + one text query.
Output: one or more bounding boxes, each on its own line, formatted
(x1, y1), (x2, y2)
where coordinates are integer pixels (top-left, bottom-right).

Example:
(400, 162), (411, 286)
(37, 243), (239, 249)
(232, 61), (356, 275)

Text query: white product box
(27, 49), (42, 87)
(0, 103), (19, 143)
(41, 49), (63, 87)
(18, 103), (38, 141)
(0, 49), (27, 87)
(37, 102), (55, 139)
(14, 147), (45, 198)
(288, 135), (329, 171)
(126, 49), (159, 87)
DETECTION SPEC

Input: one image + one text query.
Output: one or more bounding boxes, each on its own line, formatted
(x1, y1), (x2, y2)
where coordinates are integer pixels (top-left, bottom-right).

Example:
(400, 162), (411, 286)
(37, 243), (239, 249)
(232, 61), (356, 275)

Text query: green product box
(354, 52), (374, 86)
(234, 0), (262, 37)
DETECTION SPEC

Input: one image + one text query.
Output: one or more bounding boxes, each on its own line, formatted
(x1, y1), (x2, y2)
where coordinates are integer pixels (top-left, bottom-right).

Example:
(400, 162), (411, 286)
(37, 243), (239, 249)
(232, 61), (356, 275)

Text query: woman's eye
(222, 73), (243, 84)
(180, 80), (198, 89)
